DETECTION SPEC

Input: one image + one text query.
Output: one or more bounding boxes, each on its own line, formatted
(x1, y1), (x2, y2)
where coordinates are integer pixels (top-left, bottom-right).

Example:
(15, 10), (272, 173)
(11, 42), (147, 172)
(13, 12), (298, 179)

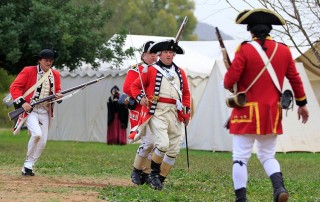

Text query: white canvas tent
(49, 35), (215, 143)
(295, 42), (320, 104)
(49, 34), (320, 152)
(49, 69), (127, 142)
(117, 35), (215, 111)
(82, 35), (215, 113)
(187, 61), (320, 153)
(182, 40), (320, 105)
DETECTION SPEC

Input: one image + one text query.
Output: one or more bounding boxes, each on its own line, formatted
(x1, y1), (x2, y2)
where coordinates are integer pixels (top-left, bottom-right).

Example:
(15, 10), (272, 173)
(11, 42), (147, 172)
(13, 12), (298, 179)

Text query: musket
(8, 76), (107, 120)
(128, 32), (146, 96)
(216, 26), (237, 92)
(184, 113), (190, 171)
(215, 27), (235, 129)
(175, 16), (188, 44)
(215, 27), (231, 68)
(176, 16), (190, 170)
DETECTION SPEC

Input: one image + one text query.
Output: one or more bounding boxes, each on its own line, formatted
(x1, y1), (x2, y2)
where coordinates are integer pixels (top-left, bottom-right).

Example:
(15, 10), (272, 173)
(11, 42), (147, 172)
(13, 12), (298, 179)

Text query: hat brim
(149, 40), (184, 54)
(33, 55), (58, 60)
(34, 49), (59, 60)
(236, 8), (285, 25)
(142, 41), (155, 53)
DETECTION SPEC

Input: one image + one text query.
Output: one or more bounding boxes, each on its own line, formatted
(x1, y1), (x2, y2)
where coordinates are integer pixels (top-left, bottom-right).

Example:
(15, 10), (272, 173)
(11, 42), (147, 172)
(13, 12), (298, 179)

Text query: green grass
(0, 129), (319, 201)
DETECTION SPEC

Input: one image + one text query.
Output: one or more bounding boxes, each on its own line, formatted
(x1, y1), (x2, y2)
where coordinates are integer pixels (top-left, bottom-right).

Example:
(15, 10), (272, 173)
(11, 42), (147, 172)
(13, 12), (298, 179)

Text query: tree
(100, 0), (198, 41)
(0, 0), (198, 75)
(0, 0), (132, 74)
(226, 0), (320, 70)
(0, 69), (14, 93)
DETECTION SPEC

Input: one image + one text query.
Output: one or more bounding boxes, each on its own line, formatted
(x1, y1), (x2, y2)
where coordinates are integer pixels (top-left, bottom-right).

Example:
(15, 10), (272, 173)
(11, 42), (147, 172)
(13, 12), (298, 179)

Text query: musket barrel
(215, 27), (231, 66)
(7, 76), (107, 120)
(175, 16), (188, 43)
(61, 76), (107, 94)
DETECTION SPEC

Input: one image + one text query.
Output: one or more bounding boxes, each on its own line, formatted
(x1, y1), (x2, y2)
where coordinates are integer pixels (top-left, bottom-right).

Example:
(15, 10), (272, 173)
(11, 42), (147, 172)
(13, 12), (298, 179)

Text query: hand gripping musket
(8, 76), (107, 120)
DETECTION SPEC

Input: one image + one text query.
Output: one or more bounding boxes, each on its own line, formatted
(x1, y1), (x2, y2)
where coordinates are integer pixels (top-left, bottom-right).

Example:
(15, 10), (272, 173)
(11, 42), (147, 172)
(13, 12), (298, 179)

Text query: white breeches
(232, 134), (278, 164)
(232, 134), (281, 189)
(24, 107), (49, 169)
(149, 104), (182, 158)
(136, 125), (155, 158)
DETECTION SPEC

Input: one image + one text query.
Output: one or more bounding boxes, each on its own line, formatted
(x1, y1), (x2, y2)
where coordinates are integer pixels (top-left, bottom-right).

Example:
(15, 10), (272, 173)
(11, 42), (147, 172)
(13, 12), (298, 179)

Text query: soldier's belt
(158, 97), (176, 105)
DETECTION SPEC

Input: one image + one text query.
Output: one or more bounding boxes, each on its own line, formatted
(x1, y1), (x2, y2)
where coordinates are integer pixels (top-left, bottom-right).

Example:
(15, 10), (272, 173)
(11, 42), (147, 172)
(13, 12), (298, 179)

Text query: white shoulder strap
(23, 68), (52, 98)
(248, 41), (281, 92)
(153, 64), (182, 99)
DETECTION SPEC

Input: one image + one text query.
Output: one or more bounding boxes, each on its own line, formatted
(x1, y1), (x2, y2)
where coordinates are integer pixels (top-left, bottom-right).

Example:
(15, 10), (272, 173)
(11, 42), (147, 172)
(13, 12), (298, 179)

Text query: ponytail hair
(247, 24), (272, 51)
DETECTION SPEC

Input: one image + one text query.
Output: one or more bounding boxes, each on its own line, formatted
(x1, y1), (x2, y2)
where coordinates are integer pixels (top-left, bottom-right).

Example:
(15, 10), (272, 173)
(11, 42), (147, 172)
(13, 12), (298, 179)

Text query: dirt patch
(0, 168), (132, 202)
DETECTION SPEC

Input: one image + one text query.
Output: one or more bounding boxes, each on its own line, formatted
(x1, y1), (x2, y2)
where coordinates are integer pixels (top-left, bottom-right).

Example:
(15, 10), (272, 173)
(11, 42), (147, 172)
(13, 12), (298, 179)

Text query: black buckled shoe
(22, 167), (35, 176)
(131, 168), (142, 185)
(140, 172), (150, 185)
(149, 174), (163, 190)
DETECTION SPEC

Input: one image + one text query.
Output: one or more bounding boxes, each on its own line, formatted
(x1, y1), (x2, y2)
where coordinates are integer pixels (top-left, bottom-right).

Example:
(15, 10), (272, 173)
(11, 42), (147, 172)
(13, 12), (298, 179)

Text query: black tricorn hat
(142, 41), (155, 53)
(235, 8), (285, 26)
(149, 39), (184, 54)
(35, 49), (59, 60)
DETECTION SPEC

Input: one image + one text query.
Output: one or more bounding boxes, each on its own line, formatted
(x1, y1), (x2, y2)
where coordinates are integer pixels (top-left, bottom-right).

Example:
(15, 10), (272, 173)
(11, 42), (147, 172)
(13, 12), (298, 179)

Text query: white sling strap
(23, 67), (52, 98)
(248, 41), (281, 92)
(153, 64), (183, 99)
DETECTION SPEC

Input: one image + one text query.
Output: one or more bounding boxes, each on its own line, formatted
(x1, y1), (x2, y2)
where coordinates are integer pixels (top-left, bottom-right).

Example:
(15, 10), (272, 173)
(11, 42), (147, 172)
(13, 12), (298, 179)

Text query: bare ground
(0, 168), (132, 202)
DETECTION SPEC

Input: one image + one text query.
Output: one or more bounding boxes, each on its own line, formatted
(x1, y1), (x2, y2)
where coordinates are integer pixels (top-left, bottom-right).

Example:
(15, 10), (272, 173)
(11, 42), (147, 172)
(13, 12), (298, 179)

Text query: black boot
(149, 160), (163, 190)
(159, 175), (166, 184)
(235, 187), (247, 202)
(131, 167), (142, 185)
(140, 172), (150, 185)
(270, 172), (289, 202)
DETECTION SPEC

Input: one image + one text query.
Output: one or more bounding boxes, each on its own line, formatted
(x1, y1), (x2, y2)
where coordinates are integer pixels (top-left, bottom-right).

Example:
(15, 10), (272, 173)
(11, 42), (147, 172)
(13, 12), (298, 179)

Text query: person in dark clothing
(107, 85), (128, 145)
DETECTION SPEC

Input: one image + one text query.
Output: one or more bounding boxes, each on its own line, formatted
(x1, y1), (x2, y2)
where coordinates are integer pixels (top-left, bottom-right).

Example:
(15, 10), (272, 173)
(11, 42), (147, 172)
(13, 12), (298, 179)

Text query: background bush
(0, 68), (15, 128)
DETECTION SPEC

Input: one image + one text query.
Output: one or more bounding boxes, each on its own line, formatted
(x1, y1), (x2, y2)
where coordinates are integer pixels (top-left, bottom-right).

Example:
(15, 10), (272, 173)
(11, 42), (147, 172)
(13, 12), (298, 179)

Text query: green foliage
(0, 130), (319, 201)
(0, 0), (132, 74)
(0, 68), (14, 92)
(0, 0), (198, 75)
(0, 94), (14, 127)
(0, 69), (15, 127)
(100, 0), (198, 41)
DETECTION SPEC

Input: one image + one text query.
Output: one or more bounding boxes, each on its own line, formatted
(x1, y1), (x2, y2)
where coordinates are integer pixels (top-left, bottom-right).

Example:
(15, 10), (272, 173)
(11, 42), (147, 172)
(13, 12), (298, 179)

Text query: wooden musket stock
(215, 27), (231, 68)
(8, 76), (107, 120)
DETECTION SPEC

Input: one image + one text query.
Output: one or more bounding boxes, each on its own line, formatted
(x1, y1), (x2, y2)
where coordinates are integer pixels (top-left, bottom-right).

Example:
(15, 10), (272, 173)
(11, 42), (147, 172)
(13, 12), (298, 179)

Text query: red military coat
(10, 65), (61, 115)
(123, 63), (146, 128)
(131, 63), (191, 122)
(224, 37), (307, 135)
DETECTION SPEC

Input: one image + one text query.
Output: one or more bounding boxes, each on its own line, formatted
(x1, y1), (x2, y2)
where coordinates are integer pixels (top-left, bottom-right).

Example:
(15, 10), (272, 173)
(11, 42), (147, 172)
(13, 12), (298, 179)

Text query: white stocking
(232, 162), (248, 190)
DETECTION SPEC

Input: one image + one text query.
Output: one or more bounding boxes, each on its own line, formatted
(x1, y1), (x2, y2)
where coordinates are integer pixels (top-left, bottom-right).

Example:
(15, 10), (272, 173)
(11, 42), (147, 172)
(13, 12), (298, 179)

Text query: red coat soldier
(131, 39), (191, 190)
(123, 41), (158, 185)
(223, 9), (309, 202)
(10, 48), (63, 176)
